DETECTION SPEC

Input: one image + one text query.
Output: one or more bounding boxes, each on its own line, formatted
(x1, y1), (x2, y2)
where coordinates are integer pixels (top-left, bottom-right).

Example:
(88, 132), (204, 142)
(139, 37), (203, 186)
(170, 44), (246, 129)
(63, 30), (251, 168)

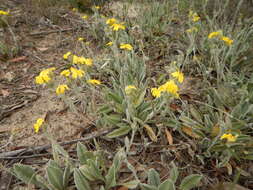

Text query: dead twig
(29, 28), (76, 36)
(0, 129), (111, 159)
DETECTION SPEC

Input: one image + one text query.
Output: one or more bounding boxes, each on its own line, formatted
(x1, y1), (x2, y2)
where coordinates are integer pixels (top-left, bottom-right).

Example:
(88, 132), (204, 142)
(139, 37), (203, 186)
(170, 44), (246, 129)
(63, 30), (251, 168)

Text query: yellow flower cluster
(0, 10), (9, 15)
(220, 36), (233, 46)
(78, 37), (84, 41)
(82, 15), (88, 19)
(72, 55), (93, 66)
(33, 118), (44, 133)
(63, 51), (72, 60)
(208, 30), (222, 39)
(220, 133), (238, 142)
(120, 43), (133, 51)
(87, 79), (101, 85)
(172, 71), (184, 83)
(61, 67), (85, 79)
(106, 18), (126, 31)
(63, 52), (93, 66)
(35, 67), (55, 84)
(151, 80), (179, 98)
(56, 84), (69, 95)
(189, 11), (200, 22)
(208, 30), (233, 46)
(151, 71), (184, 98)
(106, 41), (113, 46)
(125, 85), (137, 95)
(186, 27), (198, 33)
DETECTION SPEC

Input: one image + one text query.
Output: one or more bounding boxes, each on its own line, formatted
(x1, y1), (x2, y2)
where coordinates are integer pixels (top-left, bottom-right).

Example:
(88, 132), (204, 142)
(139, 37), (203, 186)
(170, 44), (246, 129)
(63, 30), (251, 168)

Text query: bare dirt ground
(0, 0), (92, 151)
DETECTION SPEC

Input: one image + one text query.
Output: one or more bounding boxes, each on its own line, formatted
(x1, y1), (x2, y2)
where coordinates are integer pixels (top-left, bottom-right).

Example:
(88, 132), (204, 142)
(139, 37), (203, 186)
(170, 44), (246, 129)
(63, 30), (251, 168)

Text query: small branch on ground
(0, 129), (112, 159)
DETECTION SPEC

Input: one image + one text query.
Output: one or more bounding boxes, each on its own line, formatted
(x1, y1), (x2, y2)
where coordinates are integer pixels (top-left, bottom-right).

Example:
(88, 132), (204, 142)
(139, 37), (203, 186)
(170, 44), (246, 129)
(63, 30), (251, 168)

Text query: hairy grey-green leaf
(46, 160), (64, 190)
(79, 165), (97, 181)
(119, 180), (140, 189)
(77, 142), (89, 165)
(169, 162), (179, 183)
(13, 164), (48, 189)
(158, 179), (175, 190)
(74, 169), (91, 190)
(63, 163), (72, 189)
(179, 174), (202, 190)
(106, 125), (131, 138)
(140, 183), (157, 190)
(148, 169), (160, 187)
(105, 165), (117, 189)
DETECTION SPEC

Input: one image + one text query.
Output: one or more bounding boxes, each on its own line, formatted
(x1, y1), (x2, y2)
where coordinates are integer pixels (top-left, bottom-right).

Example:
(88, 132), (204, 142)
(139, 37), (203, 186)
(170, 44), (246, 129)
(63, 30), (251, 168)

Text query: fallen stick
(0, 129), (111, 159)
(29, 28), (76, 36)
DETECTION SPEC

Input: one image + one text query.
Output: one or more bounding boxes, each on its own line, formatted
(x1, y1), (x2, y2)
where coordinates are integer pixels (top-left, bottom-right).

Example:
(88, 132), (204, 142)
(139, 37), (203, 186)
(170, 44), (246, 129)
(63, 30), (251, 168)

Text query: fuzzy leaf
(105, 165), (117, 189)
(79, 165), (97, 181)
(104, 114), (122, 125)
(52, 142), (69, 158)
(190, 105), (203, 123)
(46, 160), (64, 190)
(148, 169), (160, 186)
(74, 169), (91, 190)
(140, 183), (157, 190)
(134, 90), (146, 108)
(87, 159), (105, 181)
(13, 164), (48, 189)
(107, 92), (123, 104)
(179, 174), (202, 190)
(77, 142), (89, 165)
(63, 163), (72, 188)
(120, 180), (140, 189)
(158, 179), (175, 190)
(106, 125), (131, 138)
(113, 149), (124, 172)
(169, 162), (179, 183)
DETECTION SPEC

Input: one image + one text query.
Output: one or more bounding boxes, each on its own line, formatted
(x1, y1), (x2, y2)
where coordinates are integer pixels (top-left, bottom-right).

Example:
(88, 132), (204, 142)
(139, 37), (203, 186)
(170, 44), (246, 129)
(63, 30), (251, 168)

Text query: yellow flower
(94, 6), (100, 10)
(70, 67), (85, 79)
(56, 84), (69, 95)
(72, 55), (80, 64)
(60, 69), (71, 77)
(35, 76), (44, 84)
(106, 41), (113, 46)
(0, 10), (9, 15)
(221, 36), (233, 46)
(186, 27), (198, 33)
(152, 80), (180, 98)
(163, 80), (179, 98)
(72, 8), (77, 12)
(125, 85), (137, 95)
(34, 118), (44, 133)
(208, 30), (223, 39)
(120, 43), (133, 51)
(84, 58), (93, 66)
(171, 71), (184, 83)
(106, 18), (117, 25)
(87, 79), (101, 85)
(82, 15), (88, 19)
(72, 55), (93, 66)
(63, 51), (71, 60)
(78, 37), (84, 41)
(189, 11), (200, 22)
(220, 133), (238, 142)
(151, 88), (162, 98)
(110, 23), (126, 31)
(35, 68), (55, 84)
